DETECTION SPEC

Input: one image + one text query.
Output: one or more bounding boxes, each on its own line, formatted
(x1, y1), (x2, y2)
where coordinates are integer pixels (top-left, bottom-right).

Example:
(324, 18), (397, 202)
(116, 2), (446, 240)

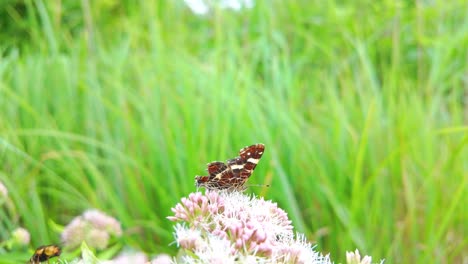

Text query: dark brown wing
(207, 161), (227, 176)
(196, 161), (228, 189)
(195, 144), (265, 191)
(238, 143), (265, 179)
(226, 157), (244, 176)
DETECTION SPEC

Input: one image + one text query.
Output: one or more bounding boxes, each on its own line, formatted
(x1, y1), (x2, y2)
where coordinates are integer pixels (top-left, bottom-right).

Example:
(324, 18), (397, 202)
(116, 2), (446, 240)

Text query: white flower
(12, 227), (30, 245)
(183, 0), (254, 15)
(150, 254), (174, 264)
(174, 224), (204, 251)
(346, 249), (384, 264)
(275, 233), (330, 264)
(219, 0), (254, 11)
(101, 251), (148, 264)
(193, 234), (237, 263)
(183, 0), (210, 15)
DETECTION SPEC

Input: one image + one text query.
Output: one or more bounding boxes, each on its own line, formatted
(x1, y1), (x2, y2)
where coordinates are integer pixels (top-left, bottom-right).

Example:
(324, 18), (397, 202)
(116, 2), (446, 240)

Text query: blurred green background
(0, 0), (467, 263)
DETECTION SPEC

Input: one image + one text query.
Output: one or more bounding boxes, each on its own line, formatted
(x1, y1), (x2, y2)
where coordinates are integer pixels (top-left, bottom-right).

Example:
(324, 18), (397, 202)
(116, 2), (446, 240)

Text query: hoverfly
(29, 244), (61, 264)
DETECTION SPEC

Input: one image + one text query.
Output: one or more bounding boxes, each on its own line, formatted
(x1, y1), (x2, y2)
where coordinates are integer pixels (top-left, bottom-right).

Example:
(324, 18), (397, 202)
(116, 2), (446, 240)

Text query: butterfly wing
(195, 144), (265, 191)
(238, 143), (265, 179)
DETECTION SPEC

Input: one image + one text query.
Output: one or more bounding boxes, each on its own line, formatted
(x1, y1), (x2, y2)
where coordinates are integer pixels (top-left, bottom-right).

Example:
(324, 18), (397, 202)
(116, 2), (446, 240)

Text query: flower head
(101, 251), (148, 264)
(150, 254), (173, 264)
(61, 209), (122, 250)
(11, 227), (30, 245)
(275, 233), (330, 264)
(87, 229), (110, 250)
(169, 191), (330, 263)
(83, 209), (123, 236)
(190, 234), (237, 264)
(346, 249), (384, 264)
(61, 217), (87, 249)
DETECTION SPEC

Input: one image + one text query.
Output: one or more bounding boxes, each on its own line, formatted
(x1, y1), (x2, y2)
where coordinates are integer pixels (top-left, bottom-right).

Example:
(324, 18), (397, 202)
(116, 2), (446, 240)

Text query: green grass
(0, 0), (467, 263)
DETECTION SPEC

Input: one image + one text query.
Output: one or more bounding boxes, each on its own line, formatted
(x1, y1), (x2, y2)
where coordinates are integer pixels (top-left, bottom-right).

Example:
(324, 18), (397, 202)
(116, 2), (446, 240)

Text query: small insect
(29, 244), (61, 264)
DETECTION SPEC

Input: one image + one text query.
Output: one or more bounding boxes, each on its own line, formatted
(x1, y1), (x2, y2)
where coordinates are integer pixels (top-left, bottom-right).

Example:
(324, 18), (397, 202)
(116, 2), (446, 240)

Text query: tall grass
(0, 1), (467, 263)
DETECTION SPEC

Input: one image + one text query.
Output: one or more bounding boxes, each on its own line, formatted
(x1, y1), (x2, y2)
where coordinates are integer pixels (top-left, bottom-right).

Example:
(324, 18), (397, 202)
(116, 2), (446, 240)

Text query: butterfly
(195, 143), (265, 191)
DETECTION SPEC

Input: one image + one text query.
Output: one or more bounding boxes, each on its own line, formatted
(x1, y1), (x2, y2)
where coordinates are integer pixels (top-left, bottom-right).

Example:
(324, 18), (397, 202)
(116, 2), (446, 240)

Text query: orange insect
(29, 245), (61, 264)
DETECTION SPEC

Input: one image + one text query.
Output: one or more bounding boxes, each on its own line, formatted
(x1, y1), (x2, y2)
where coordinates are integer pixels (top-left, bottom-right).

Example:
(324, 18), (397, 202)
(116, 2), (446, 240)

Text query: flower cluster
(169, 191), (330, 264)
(100, 251), (148, 264)
(104, 252), (172, 264)
(151, 254), (173, 264)
(346, 249), (384, 264)
(69, 248), (172, 264)
(61, 209), (122, 250)
(183, 0), (254, 15)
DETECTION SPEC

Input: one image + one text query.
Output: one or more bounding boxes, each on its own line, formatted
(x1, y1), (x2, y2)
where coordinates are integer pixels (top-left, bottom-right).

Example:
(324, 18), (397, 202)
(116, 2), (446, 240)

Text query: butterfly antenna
(247, 184), (271, 188)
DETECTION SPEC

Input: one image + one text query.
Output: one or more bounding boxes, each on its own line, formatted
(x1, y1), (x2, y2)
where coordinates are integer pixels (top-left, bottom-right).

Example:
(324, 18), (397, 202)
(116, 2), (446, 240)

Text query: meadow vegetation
(0, 0), (467, 263)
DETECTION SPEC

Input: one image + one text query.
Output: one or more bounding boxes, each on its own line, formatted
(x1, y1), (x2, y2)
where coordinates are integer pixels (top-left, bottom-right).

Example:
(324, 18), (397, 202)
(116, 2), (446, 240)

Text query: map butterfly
(195, 143), (265, 191)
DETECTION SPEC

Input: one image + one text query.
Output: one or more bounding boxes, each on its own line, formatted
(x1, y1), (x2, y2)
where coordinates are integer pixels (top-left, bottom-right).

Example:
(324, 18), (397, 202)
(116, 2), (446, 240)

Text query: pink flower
(61, 209), (122, 250)
(61, 217), (87, 249)
(168, 192), (224, 224)
(169, 191), (330, 263)
(83, 209), (123, 236)
(101, 251), (148, 264)
(150, 254), (173, 264)
(87, 229), (110, 250)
